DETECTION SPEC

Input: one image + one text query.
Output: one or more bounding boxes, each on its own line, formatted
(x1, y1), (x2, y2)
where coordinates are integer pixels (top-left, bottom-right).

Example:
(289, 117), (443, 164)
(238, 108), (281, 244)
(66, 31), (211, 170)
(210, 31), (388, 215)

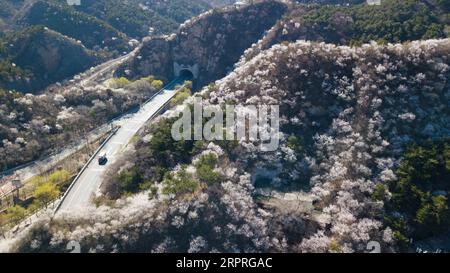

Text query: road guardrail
(53, 126), (120, 213)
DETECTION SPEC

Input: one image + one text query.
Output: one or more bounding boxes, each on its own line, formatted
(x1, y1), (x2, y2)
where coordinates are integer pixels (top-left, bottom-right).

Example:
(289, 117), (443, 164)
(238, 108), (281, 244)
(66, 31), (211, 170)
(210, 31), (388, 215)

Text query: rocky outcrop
(115, 0), (287, 88)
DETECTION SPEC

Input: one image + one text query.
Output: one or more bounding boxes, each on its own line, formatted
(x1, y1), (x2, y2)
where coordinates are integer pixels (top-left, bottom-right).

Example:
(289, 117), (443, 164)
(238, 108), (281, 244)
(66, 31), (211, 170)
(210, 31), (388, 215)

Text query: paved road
(79, 50), (136, 87)
(57, 79), (185, 212)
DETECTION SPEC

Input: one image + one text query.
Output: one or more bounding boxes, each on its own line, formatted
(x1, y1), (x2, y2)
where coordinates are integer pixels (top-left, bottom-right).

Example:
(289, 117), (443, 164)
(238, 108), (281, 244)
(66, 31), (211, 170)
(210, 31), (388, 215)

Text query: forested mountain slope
(0, 0), (449, 253)
(0, 72), (164, 171)
(242, 0), (450, 61)
(0, 1), (284, 170)
(115, 0), (287, 87)
(0, 26), (99, 92)
(0, 0), (218, 93)
(11, 38), (450, 253)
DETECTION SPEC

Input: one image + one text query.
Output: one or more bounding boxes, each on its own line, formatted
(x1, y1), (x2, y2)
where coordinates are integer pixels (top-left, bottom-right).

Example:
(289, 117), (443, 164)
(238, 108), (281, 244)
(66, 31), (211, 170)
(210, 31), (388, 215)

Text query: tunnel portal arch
(174, 62), (199, 80)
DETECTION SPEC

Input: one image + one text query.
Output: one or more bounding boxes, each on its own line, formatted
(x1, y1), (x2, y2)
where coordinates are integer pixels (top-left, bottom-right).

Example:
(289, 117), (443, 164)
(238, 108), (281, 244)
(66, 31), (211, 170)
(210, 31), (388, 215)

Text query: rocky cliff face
(115, 0), (287, 88)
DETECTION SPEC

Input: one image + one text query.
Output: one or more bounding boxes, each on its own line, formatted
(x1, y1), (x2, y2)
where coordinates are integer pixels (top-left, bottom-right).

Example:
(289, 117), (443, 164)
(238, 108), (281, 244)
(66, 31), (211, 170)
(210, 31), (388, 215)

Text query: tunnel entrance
(173, 62), (199, 90)
(174, 62), (199, 79)
(179, 69), (194, 81)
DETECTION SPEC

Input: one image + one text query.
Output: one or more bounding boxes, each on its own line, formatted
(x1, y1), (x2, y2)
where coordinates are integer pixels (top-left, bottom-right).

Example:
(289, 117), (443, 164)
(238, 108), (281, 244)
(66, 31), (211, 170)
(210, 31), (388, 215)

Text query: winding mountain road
(56, 79), (185, 213)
